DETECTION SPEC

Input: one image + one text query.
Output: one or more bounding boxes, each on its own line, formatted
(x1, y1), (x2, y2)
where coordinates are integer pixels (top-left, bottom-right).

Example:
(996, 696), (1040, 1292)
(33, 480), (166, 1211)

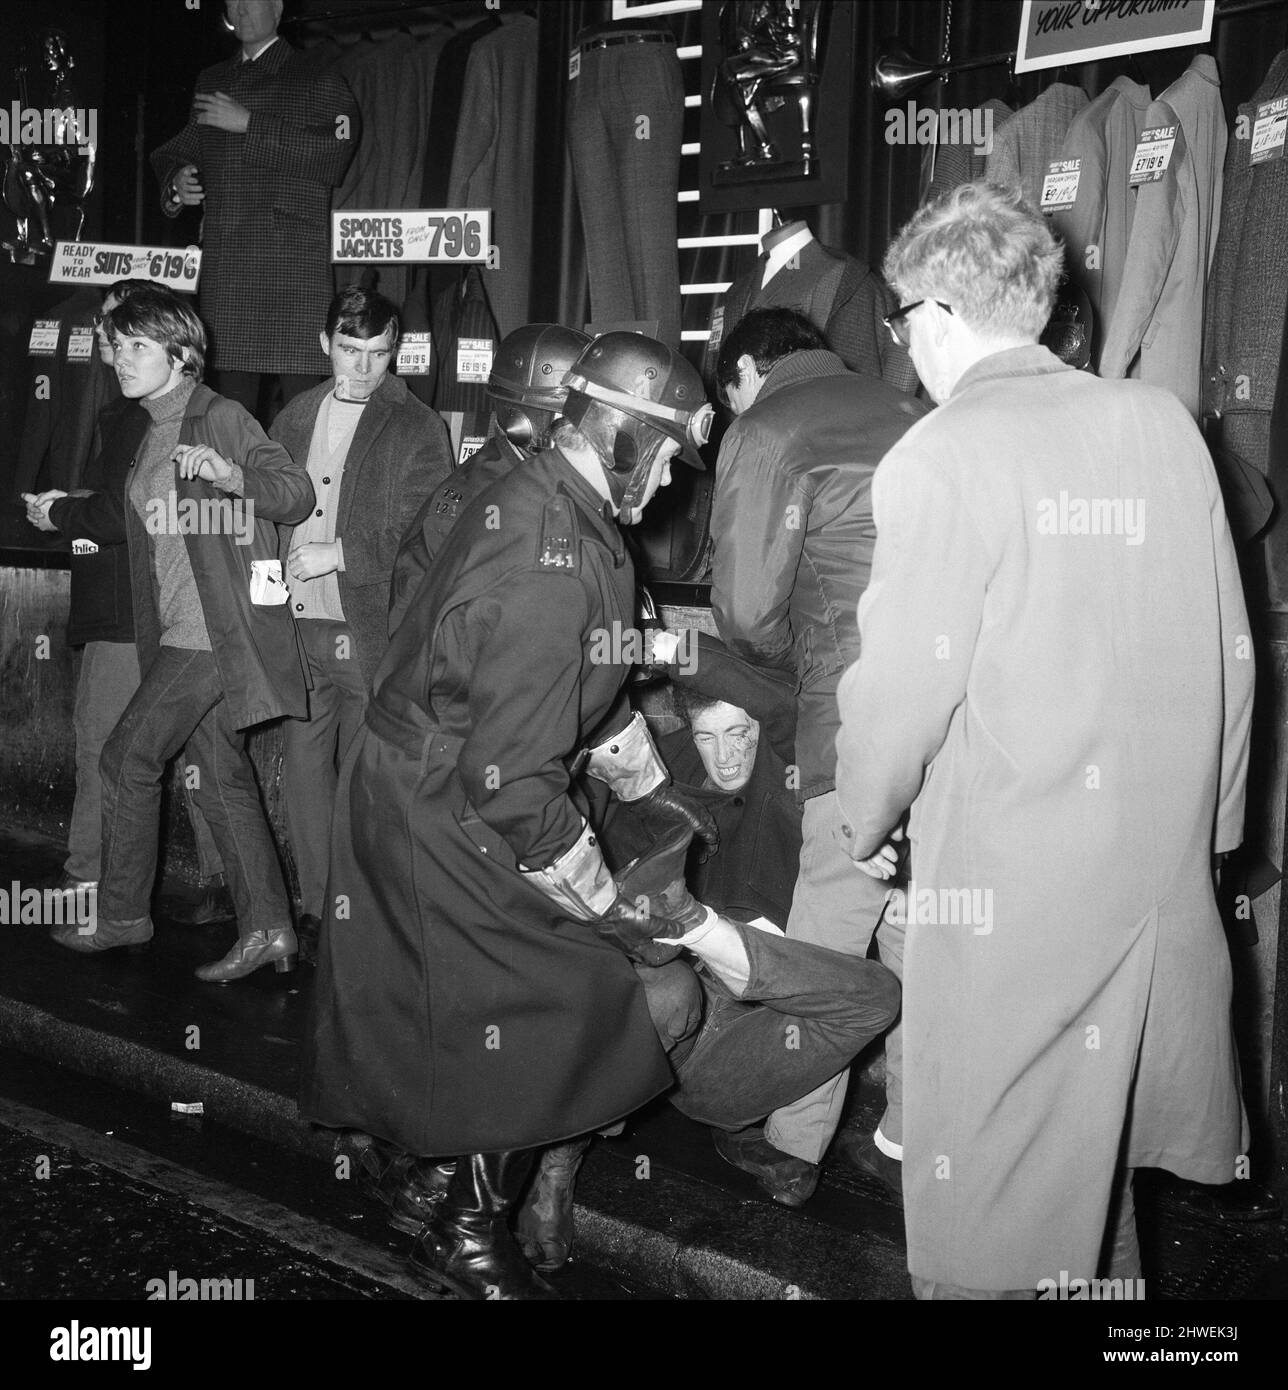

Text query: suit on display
(986, 82), (1089, 211)
(448, 13), (539, 341)
(567, 22), (685, 348)
(1051, 76), (1153, 370)
(706, 221), (918, 392)
(1098, 57), (1226, 418)
(151, 39), (358, 378)
(1203, 50), (1288, 601)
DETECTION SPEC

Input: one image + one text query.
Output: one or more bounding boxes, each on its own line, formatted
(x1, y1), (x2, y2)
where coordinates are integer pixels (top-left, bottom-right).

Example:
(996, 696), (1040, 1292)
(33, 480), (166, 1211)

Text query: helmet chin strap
(615, 427), (667, 516)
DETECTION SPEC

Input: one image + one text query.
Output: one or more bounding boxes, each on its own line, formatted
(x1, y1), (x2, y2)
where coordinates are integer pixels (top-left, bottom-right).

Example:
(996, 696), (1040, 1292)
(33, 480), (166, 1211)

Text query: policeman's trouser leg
(763, 791), (896, 1164)
(409, 1151), (559, 1300)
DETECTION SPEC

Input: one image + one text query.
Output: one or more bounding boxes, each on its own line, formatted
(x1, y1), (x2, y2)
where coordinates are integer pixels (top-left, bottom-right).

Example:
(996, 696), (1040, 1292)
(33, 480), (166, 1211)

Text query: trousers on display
(567, 33), (685, 349)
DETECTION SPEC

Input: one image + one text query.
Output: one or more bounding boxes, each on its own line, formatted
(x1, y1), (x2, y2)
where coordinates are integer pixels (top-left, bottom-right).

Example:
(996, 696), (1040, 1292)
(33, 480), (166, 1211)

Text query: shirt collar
(240, 35), (281, 63)
(950, 343), (1075, 398)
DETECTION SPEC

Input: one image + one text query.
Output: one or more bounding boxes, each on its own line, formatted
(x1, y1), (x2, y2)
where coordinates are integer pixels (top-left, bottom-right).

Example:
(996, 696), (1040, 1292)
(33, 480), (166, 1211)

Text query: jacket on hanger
(1099, 56), (1226, 418)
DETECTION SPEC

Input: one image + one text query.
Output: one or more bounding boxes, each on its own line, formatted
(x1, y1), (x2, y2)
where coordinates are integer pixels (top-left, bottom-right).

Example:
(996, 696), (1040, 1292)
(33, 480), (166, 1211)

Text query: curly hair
(883, 181), (1064, 339)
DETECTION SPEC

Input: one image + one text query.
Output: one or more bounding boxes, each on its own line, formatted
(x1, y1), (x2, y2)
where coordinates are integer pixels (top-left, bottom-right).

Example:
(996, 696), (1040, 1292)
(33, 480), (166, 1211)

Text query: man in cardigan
(271, 287), (451, 960)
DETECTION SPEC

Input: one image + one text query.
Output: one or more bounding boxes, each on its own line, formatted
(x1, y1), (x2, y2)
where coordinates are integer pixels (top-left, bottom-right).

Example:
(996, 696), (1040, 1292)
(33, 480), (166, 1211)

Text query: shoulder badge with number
(537, 495), (580, 575)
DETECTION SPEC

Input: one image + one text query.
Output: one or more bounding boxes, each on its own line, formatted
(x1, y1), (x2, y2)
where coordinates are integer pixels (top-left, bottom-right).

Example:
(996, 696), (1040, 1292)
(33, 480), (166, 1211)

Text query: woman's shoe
(195, 926), (298, 982)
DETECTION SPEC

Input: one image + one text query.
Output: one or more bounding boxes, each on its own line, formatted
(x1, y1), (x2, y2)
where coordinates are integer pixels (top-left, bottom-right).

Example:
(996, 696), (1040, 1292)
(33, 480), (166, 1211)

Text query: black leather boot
(409, 1150), (559, 1300)
(347, 1133), (456, 1236)
(514, 1136), (592, 1271)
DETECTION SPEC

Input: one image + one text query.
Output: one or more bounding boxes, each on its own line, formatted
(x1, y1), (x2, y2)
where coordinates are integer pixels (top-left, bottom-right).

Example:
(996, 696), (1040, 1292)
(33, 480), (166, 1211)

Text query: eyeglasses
(883, 299), (952, 348)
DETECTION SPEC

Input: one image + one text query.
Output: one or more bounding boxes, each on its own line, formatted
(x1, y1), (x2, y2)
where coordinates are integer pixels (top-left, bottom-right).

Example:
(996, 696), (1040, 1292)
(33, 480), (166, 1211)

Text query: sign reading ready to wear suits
(48, 239), (202, 291)
(1016, 0), (1215, 75)
(331, 209), (492, 264)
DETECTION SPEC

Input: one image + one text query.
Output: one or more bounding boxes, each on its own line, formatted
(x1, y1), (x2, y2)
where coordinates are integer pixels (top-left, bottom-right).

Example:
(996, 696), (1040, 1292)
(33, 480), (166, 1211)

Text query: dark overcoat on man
(271, 372), (452, 689)
(301, 449), (672, 1156)
(151, 40), (357, 376)
(387, 431), (523, 634)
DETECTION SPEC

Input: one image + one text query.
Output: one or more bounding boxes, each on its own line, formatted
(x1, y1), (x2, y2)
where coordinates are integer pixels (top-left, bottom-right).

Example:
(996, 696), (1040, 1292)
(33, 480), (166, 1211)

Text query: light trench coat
(835, 346), (1252, 1289)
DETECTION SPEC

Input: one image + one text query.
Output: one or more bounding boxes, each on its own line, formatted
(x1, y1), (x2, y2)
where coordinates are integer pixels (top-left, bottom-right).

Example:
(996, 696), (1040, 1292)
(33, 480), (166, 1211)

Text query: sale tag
(1040, 158), (1081, 213)
(66, 325), (95, 362)
(1251, 97), (1287, 166)
(1129, 126), (1176, 185)
(456, 338), (494, 385)
(396, 332), (432, 376)
(459, 435), (487, 465)
(569, 49), (581, 80)
(28, 319), (59, 355)
(48, 240), (202, 290)
(332, 209), (491, 264)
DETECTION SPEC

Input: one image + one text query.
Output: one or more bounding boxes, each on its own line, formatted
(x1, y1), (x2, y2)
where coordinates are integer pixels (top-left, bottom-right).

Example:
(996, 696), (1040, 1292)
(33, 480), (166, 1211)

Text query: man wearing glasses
(703, 306), (926, 1206)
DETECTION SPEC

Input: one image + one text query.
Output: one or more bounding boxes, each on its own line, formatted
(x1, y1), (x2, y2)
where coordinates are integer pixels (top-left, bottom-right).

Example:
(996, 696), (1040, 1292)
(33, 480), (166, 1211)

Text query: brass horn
(871, 37), (942, 105)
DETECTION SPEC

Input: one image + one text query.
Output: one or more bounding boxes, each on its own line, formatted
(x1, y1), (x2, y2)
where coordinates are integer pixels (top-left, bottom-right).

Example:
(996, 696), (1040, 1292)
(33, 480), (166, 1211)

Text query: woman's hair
(883, 180), (1064, 340)
(106, 283), (206, 379)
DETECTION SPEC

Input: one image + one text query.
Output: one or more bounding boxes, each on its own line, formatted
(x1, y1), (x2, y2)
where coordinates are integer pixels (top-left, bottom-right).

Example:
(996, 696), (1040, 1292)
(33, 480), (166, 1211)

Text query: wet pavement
(2, 823), (1288, 1311)
(0, 1047), (663, 1302)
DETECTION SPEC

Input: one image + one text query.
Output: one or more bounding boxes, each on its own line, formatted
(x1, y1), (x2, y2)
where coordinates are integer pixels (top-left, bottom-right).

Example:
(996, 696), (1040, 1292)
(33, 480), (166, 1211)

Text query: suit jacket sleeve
(457, 571), (595, 869)
(151, 122), (202, 214)
(1210, 452), (1255, 854)
(710, 421), (807, 671)
(835, 440), (991, 857)
(1099, 103), (1186, 381)
(242, 71), (358, 187)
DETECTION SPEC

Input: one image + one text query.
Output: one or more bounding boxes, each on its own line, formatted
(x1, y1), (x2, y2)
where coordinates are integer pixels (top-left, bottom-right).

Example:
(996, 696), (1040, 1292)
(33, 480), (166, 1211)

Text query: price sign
(1251, 97), (1287, 166)
(456, 338), (494, 385)
(332, 209), (491, 264)
(1129, 126), (1177, 186)
(458, 435), (487, 465)
(1040, 158), (1081, 213)
(28, 319), (59, 356)
(396, 332), (432, 376)
(48, 240), (202, 290)
(66, 326), (95, 362)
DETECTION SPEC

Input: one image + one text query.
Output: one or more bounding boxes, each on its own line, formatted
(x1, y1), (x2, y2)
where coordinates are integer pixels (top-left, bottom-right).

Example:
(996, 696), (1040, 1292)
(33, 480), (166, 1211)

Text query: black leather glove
(594, 892), (686, 967)
(632, 782), (719, 862)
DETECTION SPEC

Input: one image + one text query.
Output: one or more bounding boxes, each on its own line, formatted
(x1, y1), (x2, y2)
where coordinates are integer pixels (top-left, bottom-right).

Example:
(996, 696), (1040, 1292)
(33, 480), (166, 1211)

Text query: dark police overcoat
(301, 448), (672, 1155)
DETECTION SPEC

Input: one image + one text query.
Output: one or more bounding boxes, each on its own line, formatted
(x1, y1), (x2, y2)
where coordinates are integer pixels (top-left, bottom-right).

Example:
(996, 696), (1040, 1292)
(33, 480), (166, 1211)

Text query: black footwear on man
(343, 1133), (456, 1236)
(409, 1151), (559, 1300)
(1154, 1172), (1283, 1223)
(831, 1129), (903, 1206)
(514, 1136), (592, 1271)
(294, 913), (322, 967)
(160, 874), (235, 926)
(712, 1127), (819, 1208)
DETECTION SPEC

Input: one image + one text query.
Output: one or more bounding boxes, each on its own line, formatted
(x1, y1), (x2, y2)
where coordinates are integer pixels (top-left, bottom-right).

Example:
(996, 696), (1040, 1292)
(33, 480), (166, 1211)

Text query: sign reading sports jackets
(1015, 0), (1215, 75)
(331, 210), (491, 263)
(48, 240), (202, 290)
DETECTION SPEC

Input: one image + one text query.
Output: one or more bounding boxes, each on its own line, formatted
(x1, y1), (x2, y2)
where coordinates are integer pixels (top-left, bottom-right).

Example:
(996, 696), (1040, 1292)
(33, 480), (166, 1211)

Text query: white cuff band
(585, 710), (667, 800)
